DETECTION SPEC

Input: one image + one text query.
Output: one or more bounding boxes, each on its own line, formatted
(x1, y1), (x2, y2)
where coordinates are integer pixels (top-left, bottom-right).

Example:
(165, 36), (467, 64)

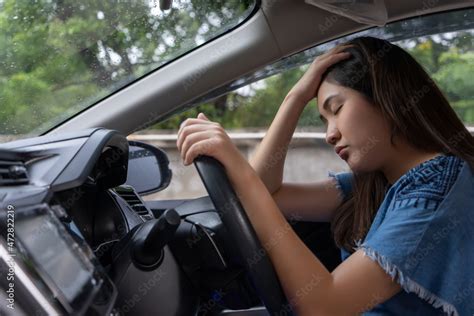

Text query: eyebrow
(318, 94), (338, 124)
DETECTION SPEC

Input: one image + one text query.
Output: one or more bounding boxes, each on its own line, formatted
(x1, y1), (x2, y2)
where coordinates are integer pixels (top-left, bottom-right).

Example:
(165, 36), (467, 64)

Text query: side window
(131, 8), (473, 200)
(396, 34), (474, 125)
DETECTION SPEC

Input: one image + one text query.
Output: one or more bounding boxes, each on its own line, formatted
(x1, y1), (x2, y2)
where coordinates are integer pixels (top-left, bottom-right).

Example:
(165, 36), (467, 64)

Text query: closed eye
(334, 104), (343, 115)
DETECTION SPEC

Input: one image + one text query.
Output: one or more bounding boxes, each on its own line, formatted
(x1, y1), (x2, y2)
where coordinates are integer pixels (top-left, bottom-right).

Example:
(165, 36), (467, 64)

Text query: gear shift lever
(131, 208), (181, 270)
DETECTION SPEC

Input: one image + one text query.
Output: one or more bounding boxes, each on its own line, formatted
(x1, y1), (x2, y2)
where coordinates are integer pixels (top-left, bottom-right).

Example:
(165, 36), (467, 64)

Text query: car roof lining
(49, 0), (474, 137)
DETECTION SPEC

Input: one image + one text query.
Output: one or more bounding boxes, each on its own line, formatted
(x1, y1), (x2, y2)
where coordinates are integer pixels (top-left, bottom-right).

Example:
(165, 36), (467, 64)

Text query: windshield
(0, 0), (255, 142)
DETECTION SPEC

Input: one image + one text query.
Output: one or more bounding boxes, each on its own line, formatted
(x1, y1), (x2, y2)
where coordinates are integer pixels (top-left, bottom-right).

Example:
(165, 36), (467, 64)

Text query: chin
(346, 158), (373, 174)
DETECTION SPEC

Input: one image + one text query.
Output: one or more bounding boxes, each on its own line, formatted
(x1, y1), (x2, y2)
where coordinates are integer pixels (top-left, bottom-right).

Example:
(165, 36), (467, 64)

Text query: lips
(335, 146), (347, 155)
(338, 148), (348, 159)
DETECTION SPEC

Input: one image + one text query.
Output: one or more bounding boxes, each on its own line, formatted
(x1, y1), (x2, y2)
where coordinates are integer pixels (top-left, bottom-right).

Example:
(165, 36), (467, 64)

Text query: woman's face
(317, 80), (394, 173)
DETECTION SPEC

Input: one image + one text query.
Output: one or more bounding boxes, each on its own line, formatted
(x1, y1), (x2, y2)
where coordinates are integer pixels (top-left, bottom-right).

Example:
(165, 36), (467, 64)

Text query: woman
(176, 36), (474, 315)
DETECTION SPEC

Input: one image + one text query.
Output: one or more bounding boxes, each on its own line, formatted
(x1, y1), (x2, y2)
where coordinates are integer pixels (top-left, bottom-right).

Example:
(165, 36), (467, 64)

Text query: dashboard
(0, 128), (269, 316)
(0, 129), (198, 315)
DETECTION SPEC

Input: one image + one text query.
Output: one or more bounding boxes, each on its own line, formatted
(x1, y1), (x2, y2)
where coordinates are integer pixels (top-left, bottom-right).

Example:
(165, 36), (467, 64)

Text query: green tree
(0, 0), (253, 135)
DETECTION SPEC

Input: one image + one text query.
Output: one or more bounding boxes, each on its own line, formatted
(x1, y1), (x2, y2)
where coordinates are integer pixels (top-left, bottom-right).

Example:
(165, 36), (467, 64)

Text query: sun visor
(305, 0), (388, 26)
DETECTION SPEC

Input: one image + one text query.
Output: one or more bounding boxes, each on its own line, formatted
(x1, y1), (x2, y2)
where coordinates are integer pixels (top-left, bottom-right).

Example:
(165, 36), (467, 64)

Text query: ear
(198, 112), (209, 120)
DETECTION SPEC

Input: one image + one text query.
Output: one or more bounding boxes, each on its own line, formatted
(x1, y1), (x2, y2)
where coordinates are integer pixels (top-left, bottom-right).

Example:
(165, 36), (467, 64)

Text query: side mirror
(125, 141), (172, 195)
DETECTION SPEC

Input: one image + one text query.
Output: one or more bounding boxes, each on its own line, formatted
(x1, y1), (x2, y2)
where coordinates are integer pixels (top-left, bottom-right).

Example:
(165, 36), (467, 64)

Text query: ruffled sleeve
(327, 170), (353, 202)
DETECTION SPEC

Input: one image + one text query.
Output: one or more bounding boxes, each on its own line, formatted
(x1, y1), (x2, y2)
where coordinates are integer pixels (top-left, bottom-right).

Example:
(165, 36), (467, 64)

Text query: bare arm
(248, 93), (307, 195)
(271, 178), (346, 222)
(223, 161), (401, 316)
(249, 46), (353, 222)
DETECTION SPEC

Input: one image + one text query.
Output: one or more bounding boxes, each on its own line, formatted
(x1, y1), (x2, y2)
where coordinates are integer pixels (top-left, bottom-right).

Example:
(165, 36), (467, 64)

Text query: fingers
(177, 123), (222, 152)
(320, 51), (352, 67)
(178, 123), (206, 151)
(179, 130), (215, 163)
(178, 116), (218, 143)
(311, 45), (352, 75)
(176, 113), (225, 165)
(309, 45), (353, 71)
(327, 44), (355, 55)
(183, 138), (218, 165)
(179, 117), (215, 132)
(314, 44), (354, 64)
(198, 112), (209, 120)
(176, 116), (235, 166)
(306, 49), (352, 99)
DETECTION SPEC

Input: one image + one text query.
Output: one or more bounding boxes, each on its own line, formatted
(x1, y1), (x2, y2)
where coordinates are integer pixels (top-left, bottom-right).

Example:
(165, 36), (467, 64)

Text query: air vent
(0, 160), (29, 185)
(114, 185), (152, 218)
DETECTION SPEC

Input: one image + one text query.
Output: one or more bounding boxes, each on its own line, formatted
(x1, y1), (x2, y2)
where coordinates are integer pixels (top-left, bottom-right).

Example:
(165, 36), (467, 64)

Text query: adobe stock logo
(351, 136), (380, 164)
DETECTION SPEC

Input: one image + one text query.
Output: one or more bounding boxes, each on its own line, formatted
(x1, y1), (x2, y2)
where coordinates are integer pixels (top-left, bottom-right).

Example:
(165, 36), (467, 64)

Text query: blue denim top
(328, 154), (474, 316)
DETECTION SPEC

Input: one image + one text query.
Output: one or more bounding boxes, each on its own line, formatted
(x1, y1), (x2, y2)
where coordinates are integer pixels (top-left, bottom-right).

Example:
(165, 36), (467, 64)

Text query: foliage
(0, 1), (472, 136)
(153, 31), (474, 130)
(0, 0), (253, 134)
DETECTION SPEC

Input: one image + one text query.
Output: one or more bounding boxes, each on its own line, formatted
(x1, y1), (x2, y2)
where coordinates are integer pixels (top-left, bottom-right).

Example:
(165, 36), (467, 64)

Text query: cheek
(345, 102), (391, 147)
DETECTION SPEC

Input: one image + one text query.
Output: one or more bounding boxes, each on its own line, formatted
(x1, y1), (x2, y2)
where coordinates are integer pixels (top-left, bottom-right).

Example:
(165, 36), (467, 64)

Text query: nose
(325, 124), (341, 146)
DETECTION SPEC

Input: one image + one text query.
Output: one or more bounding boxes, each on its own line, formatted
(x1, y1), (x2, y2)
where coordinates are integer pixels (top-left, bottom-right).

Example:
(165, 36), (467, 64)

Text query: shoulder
(394, 155), (465, 205)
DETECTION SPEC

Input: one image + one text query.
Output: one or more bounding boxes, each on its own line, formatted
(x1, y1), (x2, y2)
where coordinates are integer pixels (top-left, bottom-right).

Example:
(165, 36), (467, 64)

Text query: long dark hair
(322, 36), (474, 254)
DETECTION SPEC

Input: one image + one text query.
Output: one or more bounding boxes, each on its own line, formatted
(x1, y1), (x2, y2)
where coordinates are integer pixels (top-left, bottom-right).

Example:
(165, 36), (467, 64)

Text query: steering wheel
(194, 156), (294, 315)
